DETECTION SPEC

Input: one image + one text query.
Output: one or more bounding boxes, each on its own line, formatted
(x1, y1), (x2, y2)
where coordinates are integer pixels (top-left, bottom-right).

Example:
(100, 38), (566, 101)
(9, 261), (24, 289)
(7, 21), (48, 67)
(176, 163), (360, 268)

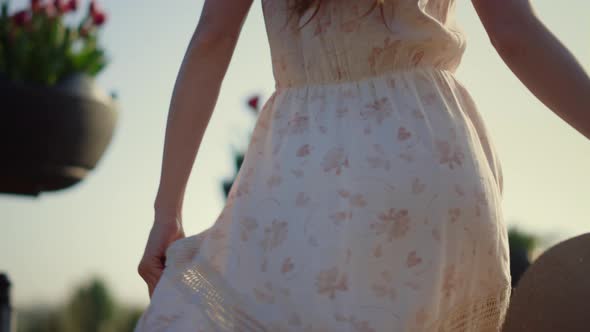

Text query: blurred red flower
(248, 96), (260, 110)
(67, 0), (78, 11)
(11, 10), (31, 27)
(30, 0), (42, 12)
(89, 0), (107, 26)
(54, 0), (67, 13)
(92, 11), (106, 25)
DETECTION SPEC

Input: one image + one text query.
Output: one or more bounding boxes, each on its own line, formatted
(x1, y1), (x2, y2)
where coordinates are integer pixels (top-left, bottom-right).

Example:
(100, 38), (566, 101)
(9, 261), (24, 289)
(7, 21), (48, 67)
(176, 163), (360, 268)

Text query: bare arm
(472, 0), (590, 140)
(138, 3), (252, 294)
(153, 0), (254, 218)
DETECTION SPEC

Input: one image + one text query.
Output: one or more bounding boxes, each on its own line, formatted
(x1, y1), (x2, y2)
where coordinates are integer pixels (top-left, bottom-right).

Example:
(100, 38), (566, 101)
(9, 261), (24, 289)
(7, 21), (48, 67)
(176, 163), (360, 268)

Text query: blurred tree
(111, 307), (144, 332)
(508, 225), (538, 288)
(15, 306), (61, 332)
(60, 276), (115, 332)
(16, 276), (141, 332)
(98, 305), (144, 332)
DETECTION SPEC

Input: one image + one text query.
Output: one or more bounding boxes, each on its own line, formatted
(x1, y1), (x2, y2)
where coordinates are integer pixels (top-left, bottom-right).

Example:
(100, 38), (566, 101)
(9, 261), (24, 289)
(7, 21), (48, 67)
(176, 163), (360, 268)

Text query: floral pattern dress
(134, 0), (512, 331)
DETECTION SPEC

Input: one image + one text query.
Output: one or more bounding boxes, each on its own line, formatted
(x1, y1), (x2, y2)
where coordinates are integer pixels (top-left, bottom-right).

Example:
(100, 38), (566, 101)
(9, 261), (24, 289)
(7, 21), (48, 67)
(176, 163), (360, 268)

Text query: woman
(135, 0), (590, 331)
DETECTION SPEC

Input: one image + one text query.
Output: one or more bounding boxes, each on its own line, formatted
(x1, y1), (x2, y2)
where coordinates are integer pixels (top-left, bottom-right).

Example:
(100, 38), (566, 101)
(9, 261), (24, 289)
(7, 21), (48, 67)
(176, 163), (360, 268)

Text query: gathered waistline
(274, 65), (456, 90)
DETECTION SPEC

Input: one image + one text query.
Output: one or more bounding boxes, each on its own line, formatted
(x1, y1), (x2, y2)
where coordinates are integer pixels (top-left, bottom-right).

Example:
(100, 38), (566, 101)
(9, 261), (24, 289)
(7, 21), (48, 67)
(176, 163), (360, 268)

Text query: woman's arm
(472, 0), (590, 140)
(153, 0), (254, 218)
(140, 0), (254, 297)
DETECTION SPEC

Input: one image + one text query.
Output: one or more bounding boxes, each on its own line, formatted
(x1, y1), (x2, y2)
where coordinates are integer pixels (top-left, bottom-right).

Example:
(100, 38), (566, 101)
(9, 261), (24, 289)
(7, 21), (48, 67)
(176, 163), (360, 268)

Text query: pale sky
(1, 0), (588, 308)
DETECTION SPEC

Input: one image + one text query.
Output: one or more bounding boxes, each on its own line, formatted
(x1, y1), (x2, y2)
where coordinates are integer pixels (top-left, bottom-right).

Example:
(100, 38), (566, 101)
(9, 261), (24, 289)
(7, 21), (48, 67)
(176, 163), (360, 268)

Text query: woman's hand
(137, 212), (185, 298)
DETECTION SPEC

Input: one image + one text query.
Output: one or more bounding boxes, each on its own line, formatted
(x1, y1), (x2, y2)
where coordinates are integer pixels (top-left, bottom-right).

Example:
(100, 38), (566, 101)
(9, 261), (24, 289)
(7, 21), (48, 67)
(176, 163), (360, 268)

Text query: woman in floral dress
(135, 0), (590, 331)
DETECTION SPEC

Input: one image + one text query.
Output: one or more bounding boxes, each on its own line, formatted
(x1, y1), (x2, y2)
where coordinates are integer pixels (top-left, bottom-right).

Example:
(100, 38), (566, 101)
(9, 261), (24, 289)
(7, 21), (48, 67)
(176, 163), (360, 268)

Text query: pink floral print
(134, 1), (511, 331)
(370, 207), (411, 242)
(315, 265), (349, 299)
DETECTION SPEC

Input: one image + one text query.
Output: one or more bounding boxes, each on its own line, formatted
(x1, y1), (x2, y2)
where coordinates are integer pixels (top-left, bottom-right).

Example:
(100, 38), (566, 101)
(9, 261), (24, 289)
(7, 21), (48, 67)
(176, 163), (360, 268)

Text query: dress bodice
(261, 0), (466, 88)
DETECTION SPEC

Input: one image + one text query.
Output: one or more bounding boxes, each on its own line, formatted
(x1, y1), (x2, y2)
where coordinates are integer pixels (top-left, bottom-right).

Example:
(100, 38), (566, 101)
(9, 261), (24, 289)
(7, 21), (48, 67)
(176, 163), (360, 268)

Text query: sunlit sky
(1, 0), (588, 308)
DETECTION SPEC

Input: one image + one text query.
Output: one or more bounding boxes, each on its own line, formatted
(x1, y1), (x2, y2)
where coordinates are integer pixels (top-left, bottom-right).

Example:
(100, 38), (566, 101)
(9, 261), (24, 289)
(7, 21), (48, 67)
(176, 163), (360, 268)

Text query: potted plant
(0, 0), (118, 196)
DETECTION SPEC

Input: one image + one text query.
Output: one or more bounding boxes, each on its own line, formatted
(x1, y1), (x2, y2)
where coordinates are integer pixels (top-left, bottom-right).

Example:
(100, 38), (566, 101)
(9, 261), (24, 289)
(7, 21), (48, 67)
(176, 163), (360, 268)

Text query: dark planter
(0, 73), (118, 196)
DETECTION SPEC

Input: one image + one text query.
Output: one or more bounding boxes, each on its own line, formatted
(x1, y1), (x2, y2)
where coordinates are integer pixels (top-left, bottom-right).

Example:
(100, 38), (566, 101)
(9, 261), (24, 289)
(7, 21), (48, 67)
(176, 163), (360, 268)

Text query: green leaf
(80, 48), (104, 76)
(508, 226), (538, 255)
(13, 31), (31, 81)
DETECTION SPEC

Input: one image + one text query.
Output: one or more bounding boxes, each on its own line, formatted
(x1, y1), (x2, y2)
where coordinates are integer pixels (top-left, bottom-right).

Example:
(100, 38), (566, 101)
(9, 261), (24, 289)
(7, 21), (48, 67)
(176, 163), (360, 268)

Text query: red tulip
(92, 11), (106, 25)
(54, 0), (65, 11)
(89, 0), (107, 26)
(67, 0), (78, 11)
(30, 0), (42, 12)
(247, 96), (260, 110)
(11, 10), (31, 26)
(89, 0), (101, 15)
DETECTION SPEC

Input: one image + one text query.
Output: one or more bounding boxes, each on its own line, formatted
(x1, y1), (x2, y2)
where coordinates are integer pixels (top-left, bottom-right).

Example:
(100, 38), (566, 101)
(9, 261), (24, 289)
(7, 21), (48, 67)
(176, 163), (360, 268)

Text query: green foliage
(15, 307), (62, 332)
(16, 276), (145, 332)
(0, 0), (109, 86)
(61, 277), (115, 332)
(508, 225), (538, 256)
(222, 150), (245, 198)
(222, 95), (261, 199)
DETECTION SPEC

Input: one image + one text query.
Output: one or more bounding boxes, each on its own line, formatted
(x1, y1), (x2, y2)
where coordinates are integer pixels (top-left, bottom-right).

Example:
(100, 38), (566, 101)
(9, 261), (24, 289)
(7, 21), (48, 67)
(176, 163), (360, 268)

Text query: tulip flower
(67, 0), (78, 11)
(89, 0), (107, 26)
(92, 11), (106, 25)
(247, 96), (260, 110)
(54, 0), (65, 11)
(31, 0), (42, 12)
(89, 0), (102, 16)
(11, 10), (31, 27)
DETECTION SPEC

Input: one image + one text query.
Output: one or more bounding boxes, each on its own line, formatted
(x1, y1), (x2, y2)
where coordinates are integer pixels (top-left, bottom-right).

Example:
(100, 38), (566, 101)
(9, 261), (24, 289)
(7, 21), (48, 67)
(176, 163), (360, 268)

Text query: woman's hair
(287, 0), (388, 30)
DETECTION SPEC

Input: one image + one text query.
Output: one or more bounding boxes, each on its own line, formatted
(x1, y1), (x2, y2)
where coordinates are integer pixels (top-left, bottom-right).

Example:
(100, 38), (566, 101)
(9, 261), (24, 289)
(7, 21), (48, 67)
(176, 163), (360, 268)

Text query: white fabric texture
(134, 0), (512, 331)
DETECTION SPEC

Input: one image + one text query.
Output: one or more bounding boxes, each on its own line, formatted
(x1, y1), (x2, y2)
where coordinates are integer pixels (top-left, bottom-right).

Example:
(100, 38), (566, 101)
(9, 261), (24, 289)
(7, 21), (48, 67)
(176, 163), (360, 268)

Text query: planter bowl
(0, 73), (118, 196)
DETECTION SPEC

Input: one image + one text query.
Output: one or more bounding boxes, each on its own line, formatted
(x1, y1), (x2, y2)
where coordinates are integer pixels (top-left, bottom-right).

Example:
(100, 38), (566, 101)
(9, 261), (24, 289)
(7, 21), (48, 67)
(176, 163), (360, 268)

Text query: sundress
(133, 0), (512, 331)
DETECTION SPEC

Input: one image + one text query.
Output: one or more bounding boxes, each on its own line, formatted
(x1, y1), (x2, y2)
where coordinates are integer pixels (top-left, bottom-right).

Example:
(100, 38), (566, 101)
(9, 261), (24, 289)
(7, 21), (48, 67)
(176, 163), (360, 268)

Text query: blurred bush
(16, 276), (143, 332)
(508, 225), (538, 288)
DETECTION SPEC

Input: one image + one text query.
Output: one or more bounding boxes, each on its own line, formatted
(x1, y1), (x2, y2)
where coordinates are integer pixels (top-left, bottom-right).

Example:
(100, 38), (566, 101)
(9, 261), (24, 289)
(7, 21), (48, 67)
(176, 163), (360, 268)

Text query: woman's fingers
(138, 215), (185, 298)
(138, 254), (165, 298)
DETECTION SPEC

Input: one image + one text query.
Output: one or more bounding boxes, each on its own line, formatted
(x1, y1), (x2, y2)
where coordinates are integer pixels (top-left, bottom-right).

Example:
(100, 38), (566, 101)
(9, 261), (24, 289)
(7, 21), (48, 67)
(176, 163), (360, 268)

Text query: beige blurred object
(502, 232), (590, 332)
